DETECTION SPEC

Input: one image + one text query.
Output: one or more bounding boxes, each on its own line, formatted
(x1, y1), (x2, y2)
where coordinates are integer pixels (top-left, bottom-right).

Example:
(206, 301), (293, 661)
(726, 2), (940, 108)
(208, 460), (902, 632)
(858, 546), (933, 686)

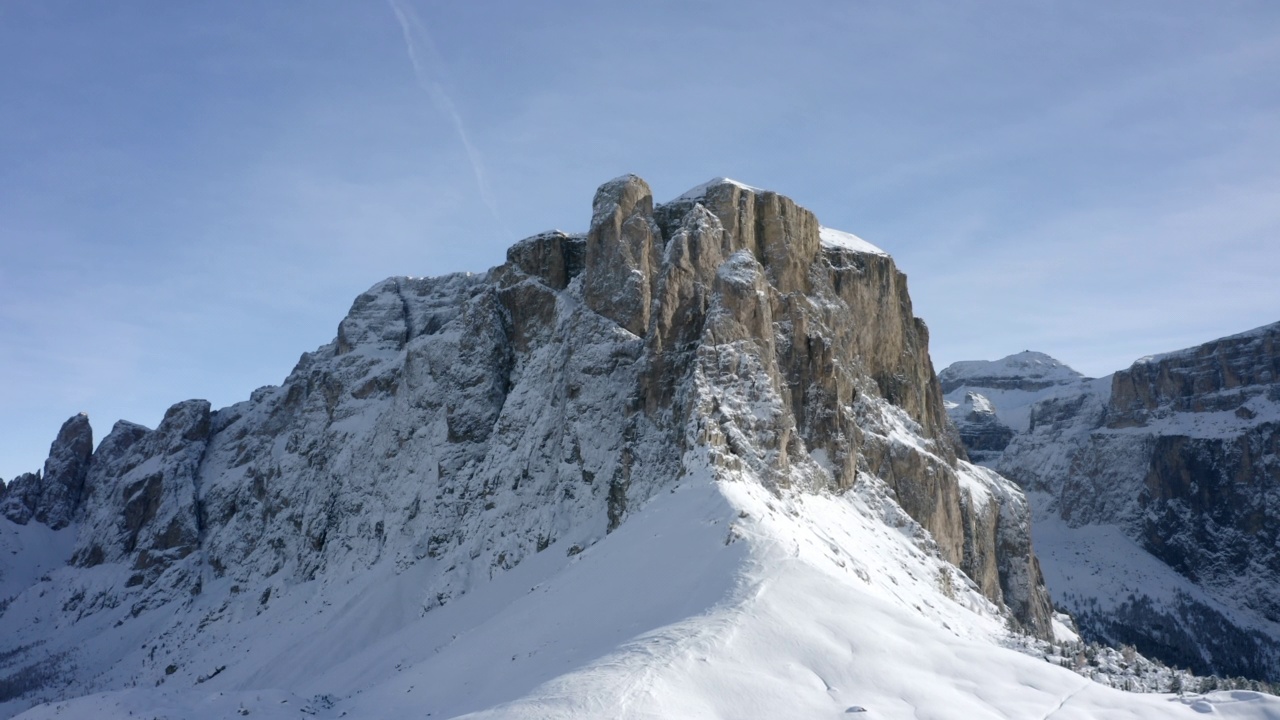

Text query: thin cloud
(386, 0), (509, 236)
(842, 33), (1280, 201)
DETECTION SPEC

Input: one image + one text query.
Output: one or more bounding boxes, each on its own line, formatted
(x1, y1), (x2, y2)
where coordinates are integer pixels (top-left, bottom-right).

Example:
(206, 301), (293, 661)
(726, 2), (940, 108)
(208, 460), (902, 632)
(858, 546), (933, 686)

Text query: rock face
(0, 176), (1053, 712)
(941, 325), (1280, 682)
(583, 175), (662, 336)
(1109, 325), (1280, 425)
(72, 402), (210, 589)
(0, 414), (93, 529)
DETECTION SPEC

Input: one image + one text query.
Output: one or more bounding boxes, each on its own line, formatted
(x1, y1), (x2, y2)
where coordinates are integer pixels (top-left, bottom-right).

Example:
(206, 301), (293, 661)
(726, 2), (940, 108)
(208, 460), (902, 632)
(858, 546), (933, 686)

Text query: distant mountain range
(941, 322), (1280, 682)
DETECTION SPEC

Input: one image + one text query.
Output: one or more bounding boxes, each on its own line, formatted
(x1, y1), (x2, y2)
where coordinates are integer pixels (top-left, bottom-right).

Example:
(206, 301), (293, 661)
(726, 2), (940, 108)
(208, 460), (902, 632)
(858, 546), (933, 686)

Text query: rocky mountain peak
(583, 174), (662, 335)
(0, 412), (93, 529)
(963, 391), (997, 419)
(0, 175), (1058, 715)
(671, 176), (762, 202)
(939, 351), (1084, 394)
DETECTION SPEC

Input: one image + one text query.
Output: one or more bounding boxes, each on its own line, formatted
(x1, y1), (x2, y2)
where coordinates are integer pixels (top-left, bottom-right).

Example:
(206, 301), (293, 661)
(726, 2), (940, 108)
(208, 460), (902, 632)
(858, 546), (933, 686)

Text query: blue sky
(2, 1), (1278, 479)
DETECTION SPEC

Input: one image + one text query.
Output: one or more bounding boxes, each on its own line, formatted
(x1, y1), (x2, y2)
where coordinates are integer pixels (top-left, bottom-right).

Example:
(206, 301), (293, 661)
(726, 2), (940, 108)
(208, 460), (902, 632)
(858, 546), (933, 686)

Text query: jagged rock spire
(0, 412), (93, 529)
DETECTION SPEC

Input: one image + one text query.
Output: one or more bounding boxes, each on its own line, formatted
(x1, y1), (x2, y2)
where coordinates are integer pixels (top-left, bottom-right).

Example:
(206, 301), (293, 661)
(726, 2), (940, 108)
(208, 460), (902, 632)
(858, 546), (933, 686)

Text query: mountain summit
(1, 177), (1274, 718)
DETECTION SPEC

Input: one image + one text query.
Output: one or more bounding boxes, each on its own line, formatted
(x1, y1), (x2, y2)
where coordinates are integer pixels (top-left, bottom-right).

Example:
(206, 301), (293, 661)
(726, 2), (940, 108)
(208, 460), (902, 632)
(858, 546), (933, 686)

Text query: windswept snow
(672, 177), (763, 201)
(819, 226), (889, 256)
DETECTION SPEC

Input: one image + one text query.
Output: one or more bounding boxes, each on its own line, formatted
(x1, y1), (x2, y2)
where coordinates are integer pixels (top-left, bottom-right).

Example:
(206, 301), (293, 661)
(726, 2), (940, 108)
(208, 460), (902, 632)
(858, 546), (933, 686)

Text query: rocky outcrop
(939, 352), (1089, 464)
(1025, 325), (1280, 626)
(1109, 323), (1280, 426)
(957, 462), (1053, 634)
(1138, 429), (1279, 592)
(0, 176), (1057, 711)
(583, 175), (662, 336)
(0, 473), (38, 525)
(72, 401), (210, 587)
(0, 414), (93, 529)
(1106, 327), (1280, 627)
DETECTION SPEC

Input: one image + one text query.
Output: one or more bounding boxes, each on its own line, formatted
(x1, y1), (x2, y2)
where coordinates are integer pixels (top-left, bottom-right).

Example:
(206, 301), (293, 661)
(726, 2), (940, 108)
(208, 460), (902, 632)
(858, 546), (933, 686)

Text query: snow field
(16, 471), (1280, 718)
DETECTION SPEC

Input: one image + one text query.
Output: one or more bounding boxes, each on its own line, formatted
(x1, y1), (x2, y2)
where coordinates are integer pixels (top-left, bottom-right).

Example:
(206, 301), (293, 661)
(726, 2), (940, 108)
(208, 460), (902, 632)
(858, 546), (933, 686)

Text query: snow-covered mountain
(2, 177), (1277, 719)
(940, 351), (1087, 435)
(941, 326), (1280, 684)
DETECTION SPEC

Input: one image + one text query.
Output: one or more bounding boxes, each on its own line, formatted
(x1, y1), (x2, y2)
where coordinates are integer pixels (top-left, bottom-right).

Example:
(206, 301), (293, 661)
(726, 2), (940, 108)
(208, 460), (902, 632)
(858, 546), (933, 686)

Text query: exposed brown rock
(583, 175), (662, 336)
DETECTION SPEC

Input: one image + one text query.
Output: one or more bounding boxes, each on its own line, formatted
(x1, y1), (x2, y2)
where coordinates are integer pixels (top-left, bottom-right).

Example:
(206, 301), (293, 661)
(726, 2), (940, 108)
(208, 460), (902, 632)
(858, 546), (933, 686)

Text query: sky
(2, 1), (1278, 480)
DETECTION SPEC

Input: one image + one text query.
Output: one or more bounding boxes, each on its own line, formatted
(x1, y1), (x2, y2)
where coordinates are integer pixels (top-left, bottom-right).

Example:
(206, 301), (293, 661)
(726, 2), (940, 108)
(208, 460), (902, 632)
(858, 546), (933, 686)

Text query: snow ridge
(818, 226), (888, 256)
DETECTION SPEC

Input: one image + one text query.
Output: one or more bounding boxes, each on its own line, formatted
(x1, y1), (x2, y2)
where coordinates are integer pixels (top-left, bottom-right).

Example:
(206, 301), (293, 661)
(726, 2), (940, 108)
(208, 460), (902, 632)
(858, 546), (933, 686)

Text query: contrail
(386, 0), (508, 235)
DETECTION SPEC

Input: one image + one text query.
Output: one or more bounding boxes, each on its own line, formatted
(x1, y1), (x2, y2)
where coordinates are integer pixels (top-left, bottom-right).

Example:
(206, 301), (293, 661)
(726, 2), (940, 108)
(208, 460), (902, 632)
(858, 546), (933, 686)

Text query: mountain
(941, 325), (1280, 683)
(2, 176), (1277, 719)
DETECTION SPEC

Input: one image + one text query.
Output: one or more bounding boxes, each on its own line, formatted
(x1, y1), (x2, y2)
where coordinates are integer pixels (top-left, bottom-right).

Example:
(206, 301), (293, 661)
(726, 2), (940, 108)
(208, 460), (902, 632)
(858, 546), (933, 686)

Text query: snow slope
(940, 351), (1083, 388)
(16, 468), (1280, 719)
(0, 521), (77, 602)
(1026, 490), (1272, 638)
